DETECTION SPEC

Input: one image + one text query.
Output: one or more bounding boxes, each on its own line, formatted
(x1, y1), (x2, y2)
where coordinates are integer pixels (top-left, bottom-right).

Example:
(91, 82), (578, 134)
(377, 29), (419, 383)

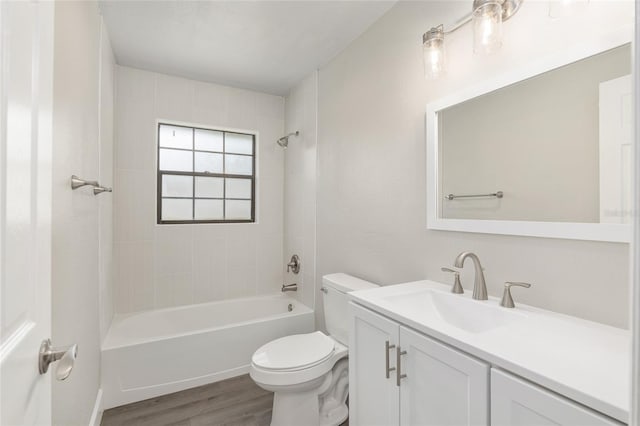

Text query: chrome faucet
(281, 283), (297, 292)
(454, 252), (488, 300)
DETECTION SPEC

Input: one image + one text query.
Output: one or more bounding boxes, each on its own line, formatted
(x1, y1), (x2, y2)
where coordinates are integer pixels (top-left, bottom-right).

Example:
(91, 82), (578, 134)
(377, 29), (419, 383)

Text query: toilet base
(260, 359), (349, 426)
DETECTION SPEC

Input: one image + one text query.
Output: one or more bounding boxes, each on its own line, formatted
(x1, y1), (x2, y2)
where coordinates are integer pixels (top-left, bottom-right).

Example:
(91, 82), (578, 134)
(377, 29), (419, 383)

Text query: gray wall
(316, 1), (632, 329)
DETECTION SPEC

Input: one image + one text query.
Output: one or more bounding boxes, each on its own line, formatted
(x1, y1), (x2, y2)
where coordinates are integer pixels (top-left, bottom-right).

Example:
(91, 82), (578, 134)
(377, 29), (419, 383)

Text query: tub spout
(281, 283), (297, 292)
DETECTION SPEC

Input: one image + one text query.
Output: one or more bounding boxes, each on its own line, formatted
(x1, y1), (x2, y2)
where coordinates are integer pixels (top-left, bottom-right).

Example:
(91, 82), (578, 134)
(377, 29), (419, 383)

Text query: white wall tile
(256, 231), (283, 295)
(155, 73), (194, 123)
(156, 273), (194, 309)
(193, 227), (227, 302)
(154, 225), (193, 277)
(114, 67), (284, 313)
(114, 169), (155, 242)
(283, 72), (318, 311)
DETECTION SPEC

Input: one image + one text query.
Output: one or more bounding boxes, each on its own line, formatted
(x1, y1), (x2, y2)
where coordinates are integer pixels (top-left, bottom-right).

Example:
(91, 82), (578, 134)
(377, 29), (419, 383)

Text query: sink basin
(383, 289), (524, 333)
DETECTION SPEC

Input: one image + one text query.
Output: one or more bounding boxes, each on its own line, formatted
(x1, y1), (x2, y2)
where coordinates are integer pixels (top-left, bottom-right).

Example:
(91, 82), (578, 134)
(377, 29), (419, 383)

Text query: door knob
(38, 339), (78, 381)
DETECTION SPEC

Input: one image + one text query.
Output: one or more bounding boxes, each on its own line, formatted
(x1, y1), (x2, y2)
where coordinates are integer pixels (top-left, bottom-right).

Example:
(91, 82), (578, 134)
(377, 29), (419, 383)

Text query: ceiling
(100, 1), (396, 96)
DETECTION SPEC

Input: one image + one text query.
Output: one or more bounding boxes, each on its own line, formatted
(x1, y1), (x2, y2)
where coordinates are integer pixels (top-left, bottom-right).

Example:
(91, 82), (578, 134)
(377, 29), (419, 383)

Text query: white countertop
(349, 280), (630, 423)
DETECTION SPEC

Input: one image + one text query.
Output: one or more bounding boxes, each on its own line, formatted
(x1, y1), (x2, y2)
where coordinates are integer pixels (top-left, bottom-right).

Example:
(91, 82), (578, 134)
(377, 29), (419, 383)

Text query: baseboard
(88, 388), (104, 426)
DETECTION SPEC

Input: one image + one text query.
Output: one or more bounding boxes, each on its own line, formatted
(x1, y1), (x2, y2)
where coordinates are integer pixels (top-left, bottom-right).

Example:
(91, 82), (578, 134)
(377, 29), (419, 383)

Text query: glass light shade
(473, 1), (503, 54)
(423, 28), (445, 79)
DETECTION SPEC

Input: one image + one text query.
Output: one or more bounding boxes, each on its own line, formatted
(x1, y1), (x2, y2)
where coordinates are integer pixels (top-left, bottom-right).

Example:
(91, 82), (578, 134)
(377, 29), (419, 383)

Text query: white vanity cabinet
(491, 369), (624, 426)
(349, 302), (399, 426)
(349, 302), (490, 426)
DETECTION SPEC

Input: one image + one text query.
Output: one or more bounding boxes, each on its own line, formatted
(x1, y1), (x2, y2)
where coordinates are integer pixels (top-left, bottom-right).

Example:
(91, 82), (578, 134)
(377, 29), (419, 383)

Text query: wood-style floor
(101, 374), (348, 426)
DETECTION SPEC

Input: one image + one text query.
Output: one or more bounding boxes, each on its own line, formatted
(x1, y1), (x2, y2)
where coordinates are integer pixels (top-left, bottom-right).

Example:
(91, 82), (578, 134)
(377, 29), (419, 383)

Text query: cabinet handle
(396, 346), (407, 386)
(385, 340), (396, 378)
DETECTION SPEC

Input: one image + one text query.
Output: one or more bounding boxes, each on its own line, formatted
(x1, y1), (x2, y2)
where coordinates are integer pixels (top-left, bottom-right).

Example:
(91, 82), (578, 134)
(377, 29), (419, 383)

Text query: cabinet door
(491, 369), (623, 426)
(349, 302), (400, 426)
(399, 327), (489, 426)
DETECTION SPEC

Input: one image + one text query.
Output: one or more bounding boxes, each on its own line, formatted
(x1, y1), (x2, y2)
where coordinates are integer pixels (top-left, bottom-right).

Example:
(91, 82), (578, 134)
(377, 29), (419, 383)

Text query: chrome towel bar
(445, 191), (503, 200)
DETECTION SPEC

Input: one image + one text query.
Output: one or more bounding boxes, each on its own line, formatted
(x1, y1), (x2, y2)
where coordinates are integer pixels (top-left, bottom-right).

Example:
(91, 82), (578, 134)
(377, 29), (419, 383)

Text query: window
(157, 123), (255, 224)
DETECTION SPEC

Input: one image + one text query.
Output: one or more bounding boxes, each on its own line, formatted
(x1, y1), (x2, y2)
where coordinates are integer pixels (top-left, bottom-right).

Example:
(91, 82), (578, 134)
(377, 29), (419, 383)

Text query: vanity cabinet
(491, 369), (623, 426)
(349, 302), (490, 426)
(349, 302), (625, 426)
(349, 302), (399, 426)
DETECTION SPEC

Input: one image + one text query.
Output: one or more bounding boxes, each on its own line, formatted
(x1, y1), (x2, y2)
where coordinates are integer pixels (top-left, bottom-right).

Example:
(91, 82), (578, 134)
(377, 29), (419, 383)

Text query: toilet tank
(322, 273), (379, 346)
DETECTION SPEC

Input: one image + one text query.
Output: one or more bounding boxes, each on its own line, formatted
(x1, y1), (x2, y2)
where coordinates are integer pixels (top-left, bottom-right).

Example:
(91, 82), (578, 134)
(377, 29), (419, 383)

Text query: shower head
(276, 131), (299, 149)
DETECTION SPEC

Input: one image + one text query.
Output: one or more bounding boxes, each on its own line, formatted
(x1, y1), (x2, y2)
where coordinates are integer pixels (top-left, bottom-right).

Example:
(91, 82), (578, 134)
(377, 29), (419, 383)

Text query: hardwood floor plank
(101, 374), (348, 426)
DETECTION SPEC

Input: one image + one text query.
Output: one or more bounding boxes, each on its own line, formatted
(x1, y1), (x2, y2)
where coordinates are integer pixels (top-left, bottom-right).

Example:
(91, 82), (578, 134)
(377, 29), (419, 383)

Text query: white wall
(316, 1), (632, 329)
(284, 72), (318, 310)
(99, 16), (116, 346)
(52, 1), (114, 424)
(113, 67), (285, 313)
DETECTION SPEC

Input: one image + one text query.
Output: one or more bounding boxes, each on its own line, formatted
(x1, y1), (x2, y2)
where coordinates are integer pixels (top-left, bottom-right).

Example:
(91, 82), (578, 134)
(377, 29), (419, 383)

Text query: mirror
(427, 41), (632, 242)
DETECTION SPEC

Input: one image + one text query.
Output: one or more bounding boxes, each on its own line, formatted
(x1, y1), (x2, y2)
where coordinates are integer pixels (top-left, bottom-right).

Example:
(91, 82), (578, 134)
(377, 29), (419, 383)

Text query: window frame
(156, 122), (256, 225)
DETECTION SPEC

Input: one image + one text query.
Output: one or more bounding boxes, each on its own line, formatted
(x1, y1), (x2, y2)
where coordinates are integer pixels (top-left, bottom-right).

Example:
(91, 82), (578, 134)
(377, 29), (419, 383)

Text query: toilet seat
(252, 331), (335, 372)
(250, 332), (348, 388)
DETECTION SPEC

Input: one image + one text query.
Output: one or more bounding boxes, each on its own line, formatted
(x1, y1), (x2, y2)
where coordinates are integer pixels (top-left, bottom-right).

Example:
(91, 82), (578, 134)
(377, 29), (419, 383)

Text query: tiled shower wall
(114, 66), (285, 314)
(284, 72), (318, 311)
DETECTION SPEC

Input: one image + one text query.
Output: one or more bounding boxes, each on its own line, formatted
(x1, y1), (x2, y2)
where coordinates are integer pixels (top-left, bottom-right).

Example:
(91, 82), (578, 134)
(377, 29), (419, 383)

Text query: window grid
(157, 123), (256, 224)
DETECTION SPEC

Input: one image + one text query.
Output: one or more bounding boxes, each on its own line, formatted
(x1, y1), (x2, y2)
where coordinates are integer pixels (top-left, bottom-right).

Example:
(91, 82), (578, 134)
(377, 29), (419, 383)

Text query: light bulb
(472, 0), (503, 54)
(423, 26), (445, 79)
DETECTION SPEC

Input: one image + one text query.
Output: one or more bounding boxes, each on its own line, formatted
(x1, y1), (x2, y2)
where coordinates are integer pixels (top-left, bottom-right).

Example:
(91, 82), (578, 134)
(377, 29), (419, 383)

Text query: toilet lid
(252, 331), (335, 371)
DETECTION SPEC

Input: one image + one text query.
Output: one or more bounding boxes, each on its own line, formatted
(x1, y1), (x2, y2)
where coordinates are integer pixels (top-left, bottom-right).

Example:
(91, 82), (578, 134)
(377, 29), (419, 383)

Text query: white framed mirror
(426, 31), (633, 243)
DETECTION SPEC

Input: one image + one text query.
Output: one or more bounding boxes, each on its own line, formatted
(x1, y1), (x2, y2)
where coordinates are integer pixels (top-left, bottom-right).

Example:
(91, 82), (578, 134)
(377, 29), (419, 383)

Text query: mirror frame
(426, 30), (633, 243)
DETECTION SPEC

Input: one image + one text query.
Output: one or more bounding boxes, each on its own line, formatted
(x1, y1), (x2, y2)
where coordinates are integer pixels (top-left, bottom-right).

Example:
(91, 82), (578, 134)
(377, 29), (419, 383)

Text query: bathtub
(101, 294), (314, 409)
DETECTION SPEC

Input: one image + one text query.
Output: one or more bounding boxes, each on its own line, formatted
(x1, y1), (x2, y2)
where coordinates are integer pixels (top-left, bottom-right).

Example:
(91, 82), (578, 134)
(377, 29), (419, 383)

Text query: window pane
(225, 154), (252, 175)
(159, 124), (192, 150)
(195, 177), (223, 198)
(225, 178), (252, 199)
(225, 133), (253, 155)
(162, 198), (192, 221)
(195, 200), (224, 220)
(162, 175), (193, 197)
(195, 128), (223, 152)
(159, 148), (192, 172)
(195, 152), (223, 173)
(225, 200), (252, 220)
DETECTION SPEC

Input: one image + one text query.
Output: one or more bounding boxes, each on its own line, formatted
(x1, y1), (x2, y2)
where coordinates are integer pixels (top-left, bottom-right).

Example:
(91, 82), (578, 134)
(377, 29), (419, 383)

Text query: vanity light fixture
(422, 0), (524, 78)
(423, 25), (445, 79)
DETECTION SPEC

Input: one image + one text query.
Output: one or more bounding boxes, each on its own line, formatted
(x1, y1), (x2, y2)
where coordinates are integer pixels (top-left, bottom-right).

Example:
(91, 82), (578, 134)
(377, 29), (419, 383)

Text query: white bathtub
(101, 294), (314, 409)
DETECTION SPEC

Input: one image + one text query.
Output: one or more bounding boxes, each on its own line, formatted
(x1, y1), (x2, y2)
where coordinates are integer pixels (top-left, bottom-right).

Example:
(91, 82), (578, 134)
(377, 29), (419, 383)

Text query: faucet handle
(441, 267), (464, 294)
(500, 282), (532, 308)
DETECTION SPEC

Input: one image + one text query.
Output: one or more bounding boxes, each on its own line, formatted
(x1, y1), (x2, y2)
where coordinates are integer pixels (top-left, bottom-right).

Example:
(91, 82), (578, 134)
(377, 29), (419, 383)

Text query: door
(0, 1), (54, 424)
(348, 302), (400, 426)
(399, 327), (489, 426)
(491, 369), (622, 426)
(599, 74), (633, 224)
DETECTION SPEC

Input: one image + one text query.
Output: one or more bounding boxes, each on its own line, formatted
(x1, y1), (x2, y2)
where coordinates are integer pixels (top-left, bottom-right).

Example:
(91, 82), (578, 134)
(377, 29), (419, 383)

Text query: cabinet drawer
(491, 369), (624, 426)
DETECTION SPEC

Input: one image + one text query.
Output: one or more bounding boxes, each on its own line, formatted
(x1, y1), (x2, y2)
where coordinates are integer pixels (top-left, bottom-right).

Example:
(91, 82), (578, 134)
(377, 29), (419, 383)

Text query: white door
(348, 302), (400, 426)
(491, 369), (622, 426)
(399, 327), (489, 426)
(0, 1), (54, 425)
(599, 74), (633, 224)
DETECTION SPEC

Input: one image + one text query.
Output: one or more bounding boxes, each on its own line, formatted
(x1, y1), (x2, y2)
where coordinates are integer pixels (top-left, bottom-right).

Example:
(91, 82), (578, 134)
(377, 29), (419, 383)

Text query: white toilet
(250, 273), (378, 426)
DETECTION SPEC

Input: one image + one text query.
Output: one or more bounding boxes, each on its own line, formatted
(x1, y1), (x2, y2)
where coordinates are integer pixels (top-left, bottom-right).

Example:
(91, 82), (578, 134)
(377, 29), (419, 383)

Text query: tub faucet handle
(287, 255), (300, 274)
